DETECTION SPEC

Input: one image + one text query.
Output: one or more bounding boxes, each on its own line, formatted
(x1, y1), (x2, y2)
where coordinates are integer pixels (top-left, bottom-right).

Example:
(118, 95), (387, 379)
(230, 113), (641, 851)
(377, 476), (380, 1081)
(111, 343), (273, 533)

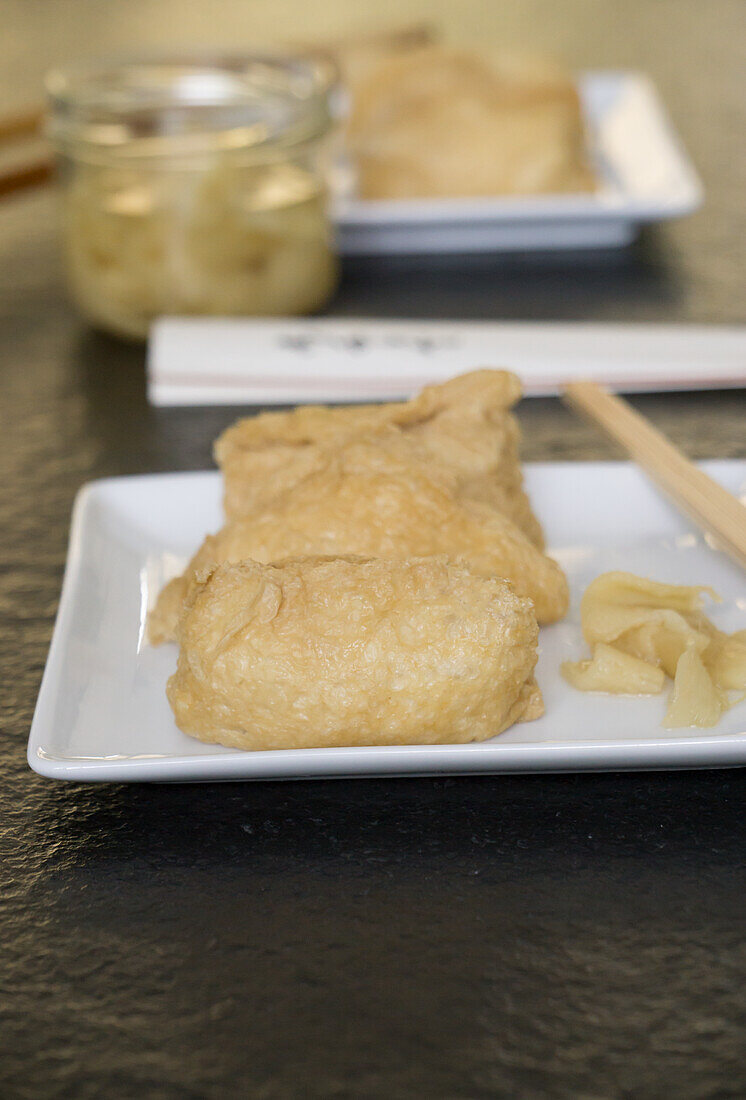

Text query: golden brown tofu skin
(214, 369), (544, 548)
(149, 436), (568, 644)
(167, 556), (543, 751)
(346, 47), (595, 200)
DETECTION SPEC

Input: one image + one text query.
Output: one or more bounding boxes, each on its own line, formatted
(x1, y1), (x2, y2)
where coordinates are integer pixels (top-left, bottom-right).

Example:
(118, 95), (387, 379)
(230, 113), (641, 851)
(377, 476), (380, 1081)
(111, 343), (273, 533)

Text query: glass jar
(46, 53), (339, 339)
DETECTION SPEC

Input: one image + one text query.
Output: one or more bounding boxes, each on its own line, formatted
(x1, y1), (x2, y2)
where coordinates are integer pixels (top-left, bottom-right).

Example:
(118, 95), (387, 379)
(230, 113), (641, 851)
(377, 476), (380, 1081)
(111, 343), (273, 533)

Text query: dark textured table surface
(2, 3), (746, 1098)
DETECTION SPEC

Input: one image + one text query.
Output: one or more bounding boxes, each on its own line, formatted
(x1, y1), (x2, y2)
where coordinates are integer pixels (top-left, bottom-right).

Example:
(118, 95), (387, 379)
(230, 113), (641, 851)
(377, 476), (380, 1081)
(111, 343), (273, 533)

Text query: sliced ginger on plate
(562, 572), (746, 728)
(561, 641), (666, 695)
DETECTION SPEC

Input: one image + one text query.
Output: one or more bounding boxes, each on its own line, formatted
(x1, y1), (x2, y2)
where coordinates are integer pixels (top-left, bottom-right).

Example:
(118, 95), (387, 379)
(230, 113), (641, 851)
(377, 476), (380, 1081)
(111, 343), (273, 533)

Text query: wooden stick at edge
(564, 380), (746, 571)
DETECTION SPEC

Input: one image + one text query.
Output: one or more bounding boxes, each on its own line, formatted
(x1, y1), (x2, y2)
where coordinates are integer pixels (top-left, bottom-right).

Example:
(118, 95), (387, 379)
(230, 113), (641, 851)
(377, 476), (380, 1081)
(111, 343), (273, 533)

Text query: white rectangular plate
(28, 461), (746, 782)
(332, 72), (702, 254)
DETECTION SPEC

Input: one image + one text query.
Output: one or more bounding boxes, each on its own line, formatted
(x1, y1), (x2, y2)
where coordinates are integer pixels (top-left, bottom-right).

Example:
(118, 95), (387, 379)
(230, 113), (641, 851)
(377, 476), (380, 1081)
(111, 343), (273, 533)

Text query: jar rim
(46, 50), (337, 159)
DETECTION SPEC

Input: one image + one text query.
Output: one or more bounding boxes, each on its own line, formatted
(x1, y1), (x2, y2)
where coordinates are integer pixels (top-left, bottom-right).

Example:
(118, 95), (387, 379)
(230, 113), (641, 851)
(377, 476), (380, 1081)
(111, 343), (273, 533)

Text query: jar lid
(46, 52), (337, 161)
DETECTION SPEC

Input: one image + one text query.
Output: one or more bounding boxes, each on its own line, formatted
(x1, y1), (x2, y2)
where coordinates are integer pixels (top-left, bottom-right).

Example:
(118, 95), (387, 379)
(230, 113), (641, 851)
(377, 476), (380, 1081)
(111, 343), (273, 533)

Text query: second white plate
(332, 72), (702, 254)
(28, 461), (746, 782)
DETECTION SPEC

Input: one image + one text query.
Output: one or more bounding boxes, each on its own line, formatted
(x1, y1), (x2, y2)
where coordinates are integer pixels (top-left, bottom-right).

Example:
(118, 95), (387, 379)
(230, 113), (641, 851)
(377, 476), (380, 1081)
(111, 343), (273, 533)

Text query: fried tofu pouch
(167, 556), (543, 751)
(150, 436), (568, 644)
(346, 47), (595, 200)
(214, 369), (544, 548)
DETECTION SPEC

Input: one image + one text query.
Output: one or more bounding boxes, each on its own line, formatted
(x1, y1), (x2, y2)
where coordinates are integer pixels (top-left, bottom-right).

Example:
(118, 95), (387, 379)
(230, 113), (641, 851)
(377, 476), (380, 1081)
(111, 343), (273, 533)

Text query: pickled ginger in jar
(46, 53), (340, 339)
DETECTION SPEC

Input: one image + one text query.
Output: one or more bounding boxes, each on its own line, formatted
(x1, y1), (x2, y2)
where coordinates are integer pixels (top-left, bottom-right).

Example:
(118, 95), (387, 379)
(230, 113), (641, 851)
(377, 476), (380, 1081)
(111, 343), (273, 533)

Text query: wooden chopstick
(0, 105), (51, 198)
(564, 381), (746, 571)
(295, 21), (435, 57)
(0, 156), (53, 198)
(0, 106), (44, 144)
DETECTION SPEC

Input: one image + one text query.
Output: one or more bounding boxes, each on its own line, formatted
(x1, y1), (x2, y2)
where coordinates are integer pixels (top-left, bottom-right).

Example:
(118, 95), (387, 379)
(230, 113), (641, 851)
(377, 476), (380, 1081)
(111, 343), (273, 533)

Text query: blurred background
(1, 0), (744, 329)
